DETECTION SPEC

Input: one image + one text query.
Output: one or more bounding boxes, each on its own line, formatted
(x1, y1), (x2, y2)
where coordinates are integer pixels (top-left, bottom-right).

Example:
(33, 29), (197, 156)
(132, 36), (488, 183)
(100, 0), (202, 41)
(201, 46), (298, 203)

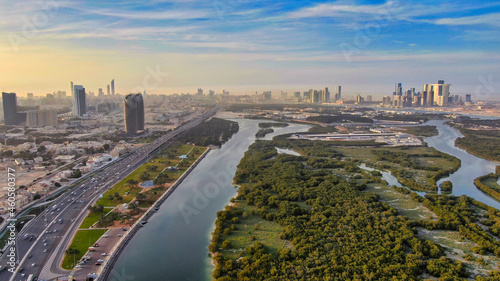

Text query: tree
(440, 181), (453, 192)
(103, 143), (110, 150)
(37, 145), (46, 153)
(127, 179), (138, 187)
(140, 172), (151, 182)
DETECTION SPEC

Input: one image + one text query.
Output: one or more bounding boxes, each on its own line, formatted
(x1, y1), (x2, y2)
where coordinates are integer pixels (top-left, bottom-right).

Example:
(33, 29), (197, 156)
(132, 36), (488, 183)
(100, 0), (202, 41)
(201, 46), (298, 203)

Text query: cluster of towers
(293, 86), (341, 103)
(391, 80), (454, 107)
(124, 93), (145, 134)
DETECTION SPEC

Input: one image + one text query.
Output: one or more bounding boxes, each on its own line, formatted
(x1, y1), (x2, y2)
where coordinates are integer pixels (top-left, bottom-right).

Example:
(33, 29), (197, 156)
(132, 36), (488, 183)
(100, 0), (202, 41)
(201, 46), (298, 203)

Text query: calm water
(107, 117), (500, 281)
(106, 117), (310, 281)
(423, 120), (500, 208)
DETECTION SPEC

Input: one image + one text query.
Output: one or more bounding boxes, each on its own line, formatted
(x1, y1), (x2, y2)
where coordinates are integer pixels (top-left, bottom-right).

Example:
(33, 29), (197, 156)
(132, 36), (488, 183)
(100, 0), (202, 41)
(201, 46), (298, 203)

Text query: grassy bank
(61, 229), (107, 269)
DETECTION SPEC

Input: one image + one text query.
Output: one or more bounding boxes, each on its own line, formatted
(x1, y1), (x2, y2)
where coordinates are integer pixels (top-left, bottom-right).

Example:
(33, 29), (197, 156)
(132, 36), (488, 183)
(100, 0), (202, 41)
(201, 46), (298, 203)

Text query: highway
(0, 107), (218, 281)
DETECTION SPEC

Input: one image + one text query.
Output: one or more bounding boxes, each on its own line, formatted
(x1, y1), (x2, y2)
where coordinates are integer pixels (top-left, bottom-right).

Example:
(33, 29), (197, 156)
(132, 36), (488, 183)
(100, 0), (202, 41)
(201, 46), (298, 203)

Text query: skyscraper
(323, 87), (330, 103)
(124, 93), (145, 134)
(70, 81), (74, 97)
(423, 80), (451, 106)
(73, 85), (87, 116)
(107, 84), (110, 95)
(136, 94), (144, 130)
(98, 88), (104, 96)
(335, 86), (342, 101)
(111, 79), (115, 95)
(2, 92), (19, 125)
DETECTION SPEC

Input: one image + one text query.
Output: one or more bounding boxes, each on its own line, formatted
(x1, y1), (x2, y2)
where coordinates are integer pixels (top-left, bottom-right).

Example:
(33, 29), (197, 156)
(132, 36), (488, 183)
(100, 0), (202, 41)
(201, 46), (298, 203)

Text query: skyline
(1, 0), (500, 97)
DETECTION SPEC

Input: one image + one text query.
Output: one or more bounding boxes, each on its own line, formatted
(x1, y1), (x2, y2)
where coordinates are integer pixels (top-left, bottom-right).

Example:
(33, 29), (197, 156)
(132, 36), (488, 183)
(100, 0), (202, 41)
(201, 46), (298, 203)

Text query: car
(76, 265), (83, 268)
(19, 267), (24, 272)
(31, 263), (36, 267)
(43, 243), (47, 246)
(118, 234), (123, 237)
(43, 249), (47, 253)
(103, 235), (109, 238)
(28, 254), (32, 259)
(101, 253), (108, 256)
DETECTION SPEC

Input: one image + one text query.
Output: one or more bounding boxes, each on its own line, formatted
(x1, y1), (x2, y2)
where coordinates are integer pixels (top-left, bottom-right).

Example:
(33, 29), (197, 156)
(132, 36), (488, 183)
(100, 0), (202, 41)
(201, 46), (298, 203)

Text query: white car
(101, 253), (108, 256)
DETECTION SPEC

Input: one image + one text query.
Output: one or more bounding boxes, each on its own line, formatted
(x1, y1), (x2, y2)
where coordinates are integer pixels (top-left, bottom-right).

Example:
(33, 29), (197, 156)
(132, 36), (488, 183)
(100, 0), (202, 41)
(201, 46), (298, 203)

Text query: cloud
(434, 13), (500, 27)
(287, 1), (399, 18)
(75, 7), (211, 20)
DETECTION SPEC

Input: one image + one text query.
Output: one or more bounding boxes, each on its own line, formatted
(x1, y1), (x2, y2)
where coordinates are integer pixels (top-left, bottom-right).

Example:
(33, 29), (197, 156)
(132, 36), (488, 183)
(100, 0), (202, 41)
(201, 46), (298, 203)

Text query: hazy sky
(1, 0), (499, 97)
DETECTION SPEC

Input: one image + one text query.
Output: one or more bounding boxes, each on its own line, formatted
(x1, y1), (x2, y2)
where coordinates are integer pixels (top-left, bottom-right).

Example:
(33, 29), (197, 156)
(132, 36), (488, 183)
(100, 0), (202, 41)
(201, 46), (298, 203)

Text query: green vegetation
(177, 117), (239, 146)
(258, 122), (289, 128)
(255, 128), (274, 138)
(474, 172), (500, 202)
(210, 138), (487, 280)
(307, 125), (337, 133)
(79, 207), (112, 229)
(62, 229), (107, 269)
(450, 121), (500, 162)
(440, 180), (453, 192)
(398, 125), (439, 137)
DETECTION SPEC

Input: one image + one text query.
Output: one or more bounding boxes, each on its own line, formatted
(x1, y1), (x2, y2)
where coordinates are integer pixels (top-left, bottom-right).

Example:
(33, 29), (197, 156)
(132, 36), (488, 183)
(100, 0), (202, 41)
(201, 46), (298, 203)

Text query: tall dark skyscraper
(2, 92), (19, 125)
(111, 79), (115, 95)
(136, 94), (144, 130)
(73, 85), (87, 116)
(124, 93), (145, 134)
(107, 84), (110, 95)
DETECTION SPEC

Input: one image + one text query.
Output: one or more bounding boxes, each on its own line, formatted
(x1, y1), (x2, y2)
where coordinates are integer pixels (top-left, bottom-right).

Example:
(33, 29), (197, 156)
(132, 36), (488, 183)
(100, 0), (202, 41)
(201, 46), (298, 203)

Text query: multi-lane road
(0, 107), (218, 281)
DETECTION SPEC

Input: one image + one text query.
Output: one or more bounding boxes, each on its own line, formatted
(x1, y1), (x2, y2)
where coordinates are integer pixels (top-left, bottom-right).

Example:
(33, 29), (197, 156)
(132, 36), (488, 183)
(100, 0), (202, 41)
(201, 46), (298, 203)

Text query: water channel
(106, 116), (311, 281)
(108, 116), (500, 281)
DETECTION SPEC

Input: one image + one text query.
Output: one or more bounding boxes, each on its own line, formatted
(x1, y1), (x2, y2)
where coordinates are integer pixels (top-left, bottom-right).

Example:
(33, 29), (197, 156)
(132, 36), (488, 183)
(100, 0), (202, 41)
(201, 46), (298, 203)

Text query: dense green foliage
(258, 122), (289, 128)
(400, 125), (439, 137)
(455, 128), (500, 162)
(177, 117), (239, 146)
(371, 149), (461, 191)
(209, 139), (481, 280)
(474, 173), (500, 202)
(255, 128), (274, 138)
(440, 180), (453, 192)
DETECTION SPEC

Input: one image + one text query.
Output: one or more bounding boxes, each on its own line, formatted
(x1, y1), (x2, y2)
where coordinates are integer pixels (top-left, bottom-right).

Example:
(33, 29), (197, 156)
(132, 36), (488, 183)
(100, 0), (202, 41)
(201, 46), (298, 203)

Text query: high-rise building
(27, 93), (34, 99)
(209, 90), (214, 98)
(2, 92), (19, 125)
(98, 88), (104, 96)
(465, 94), (472, 103)
(323, 87), (330, 102)
(197, 88), (203, 96)
(423, 80), (451, 106)
(366, 95), (372, 102)
(335, 86), (342, 101)
(73, 85), (87, 116)
(124, 93), (145, 134)
(111, 79), (115, 95)
(312, 90), (321, 103)
(136, 94), (144, 130)
(382, 96), (391, 106)
(107, 84), (110, 95)
(356, 94), (364, 104)
(293, 92), (301, 98)
(70, 82), (74, 97)
(26, 110), (58, 127)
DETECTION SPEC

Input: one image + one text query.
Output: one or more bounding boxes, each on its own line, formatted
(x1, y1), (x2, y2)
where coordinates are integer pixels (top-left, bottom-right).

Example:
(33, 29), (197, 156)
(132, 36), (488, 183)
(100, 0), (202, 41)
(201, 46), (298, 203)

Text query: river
(105, 116), (311, 281)
(423, 120), (500, 208)
(107, 117), (500, 281)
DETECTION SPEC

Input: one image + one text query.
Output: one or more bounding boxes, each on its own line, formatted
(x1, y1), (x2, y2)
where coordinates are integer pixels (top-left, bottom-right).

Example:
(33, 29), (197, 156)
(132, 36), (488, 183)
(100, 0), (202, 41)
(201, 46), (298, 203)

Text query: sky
(0, 0), (499, 98)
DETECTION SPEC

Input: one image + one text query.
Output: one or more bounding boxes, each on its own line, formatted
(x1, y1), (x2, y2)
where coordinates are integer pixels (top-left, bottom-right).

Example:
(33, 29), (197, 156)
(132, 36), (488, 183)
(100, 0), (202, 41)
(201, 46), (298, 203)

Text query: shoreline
(94, 147), (211, 281)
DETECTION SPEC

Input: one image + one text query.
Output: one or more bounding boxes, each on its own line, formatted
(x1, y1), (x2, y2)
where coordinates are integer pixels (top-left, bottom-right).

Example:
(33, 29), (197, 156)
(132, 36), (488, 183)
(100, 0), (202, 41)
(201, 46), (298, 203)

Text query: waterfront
(106, 117), (500, 281)
(106, 116), (311, 281)
(424, 120), (500, 208)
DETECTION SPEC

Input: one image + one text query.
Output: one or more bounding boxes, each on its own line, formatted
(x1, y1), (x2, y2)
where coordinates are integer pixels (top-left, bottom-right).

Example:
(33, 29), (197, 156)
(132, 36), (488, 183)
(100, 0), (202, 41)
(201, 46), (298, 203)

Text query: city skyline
(0, 0), (499, 97)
